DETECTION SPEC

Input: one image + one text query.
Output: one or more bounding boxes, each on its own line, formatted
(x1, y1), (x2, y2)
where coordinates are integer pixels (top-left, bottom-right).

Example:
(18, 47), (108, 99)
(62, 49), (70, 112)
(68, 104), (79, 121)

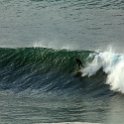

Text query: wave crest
(82, 49), (124, 93)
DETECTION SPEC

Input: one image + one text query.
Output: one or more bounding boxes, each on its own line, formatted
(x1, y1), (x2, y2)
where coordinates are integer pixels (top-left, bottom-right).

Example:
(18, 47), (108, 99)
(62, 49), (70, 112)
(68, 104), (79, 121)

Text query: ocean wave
(0, 47), (120, 96)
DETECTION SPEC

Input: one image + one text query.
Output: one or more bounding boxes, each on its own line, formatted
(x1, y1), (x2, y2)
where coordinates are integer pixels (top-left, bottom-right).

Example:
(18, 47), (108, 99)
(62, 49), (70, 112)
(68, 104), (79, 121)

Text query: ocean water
(0, 0), (124, 124)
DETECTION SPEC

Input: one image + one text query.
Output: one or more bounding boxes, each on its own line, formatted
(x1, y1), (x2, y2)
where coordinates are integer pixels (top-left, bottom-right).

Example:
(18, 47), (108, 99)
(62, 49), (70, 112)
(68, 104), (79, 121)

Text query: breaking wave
(82, 49), (124, 94)
(0, 47), (123, 96)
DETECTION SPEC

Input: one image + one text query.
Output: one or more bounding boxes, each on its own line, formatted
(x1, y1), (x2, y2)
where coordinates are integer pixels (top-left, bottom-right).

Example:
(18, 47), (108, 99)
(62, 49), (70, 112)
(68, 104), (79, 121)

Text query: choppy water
(0, 0), (124, 124)
(0, 0), (124, 50)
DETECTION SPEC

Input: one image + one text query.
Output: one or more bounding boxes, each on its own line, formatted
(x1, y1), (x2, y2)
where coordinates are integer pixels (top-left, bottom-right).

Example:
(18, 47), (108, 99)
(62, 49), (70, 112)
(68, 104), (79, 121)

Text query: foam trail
(81, 48), (124, 93)
(35, 122), (100, 124)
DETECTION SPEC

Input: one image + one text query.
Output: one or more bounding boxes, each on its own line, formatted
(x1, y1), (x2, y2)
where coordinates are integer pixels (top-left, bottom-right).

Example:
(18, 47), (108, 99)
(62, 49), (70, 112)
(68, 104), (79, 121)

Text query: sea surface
(0, 0), (124, 124)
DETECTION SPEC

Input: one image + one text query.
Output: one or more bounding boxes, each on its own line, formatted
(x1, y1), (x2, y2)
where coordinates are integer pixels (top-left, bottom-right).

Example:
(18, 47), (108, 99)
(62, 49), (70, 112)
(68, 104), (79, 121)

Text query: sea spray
(107, 59), (124, 93)
(82, 49), (124, 93)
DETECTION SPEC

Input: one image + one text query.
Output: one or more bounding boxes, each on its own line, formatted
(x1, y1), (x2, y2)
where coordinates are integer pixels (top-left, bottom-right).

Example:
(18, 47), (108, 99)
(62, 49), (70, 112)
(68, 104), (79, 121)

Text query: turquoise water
(0, 0), (124, 124)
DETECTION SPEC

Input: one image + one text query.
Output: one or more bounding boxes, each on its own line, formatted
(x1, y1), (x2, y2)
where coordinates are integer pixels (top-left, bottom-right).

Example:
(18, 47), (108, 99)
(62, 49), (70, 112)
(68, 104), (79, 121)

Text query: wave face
(0, 47), (119, 97)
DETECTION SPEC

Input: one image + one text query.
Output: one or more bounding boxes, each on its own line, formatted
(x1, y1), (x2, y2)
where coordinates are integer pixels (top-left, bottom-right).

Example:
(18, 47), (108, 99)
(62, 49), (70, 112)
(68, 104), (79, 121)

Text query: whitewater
(82, 48), (124, 94)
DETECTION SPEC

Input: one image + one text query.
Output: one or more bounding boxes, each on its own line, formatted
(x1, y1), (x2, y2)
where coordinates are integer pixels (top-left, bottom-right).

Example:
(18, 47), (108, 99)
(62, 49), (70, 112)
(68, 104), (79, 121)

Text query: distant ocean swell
(0, 47), (123, 96)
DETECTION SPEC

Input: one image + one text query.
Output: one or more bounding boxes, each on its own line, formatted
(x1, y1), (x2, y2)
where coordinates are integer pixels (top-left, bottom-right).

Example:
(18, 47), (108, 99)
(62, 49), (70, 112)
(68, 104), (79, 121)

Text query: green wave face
(0, 47), (92, 73)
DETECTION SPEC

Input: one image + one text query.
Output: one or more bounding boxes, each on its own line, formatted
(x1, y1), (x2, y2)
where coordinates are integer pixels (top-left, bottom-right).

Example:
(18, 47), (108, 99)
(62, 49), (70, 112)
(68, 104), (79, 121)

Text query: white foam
(81, 48), (124, 94)
(35, 122), (100, 124)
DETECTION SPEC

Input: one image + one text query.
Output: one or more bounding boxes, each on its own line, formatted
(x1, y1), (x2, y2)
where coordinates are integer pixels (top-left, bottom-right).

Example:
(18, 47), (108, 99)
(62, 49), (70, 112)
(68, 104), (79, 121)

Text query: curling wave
(0, 47), (122, 96)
